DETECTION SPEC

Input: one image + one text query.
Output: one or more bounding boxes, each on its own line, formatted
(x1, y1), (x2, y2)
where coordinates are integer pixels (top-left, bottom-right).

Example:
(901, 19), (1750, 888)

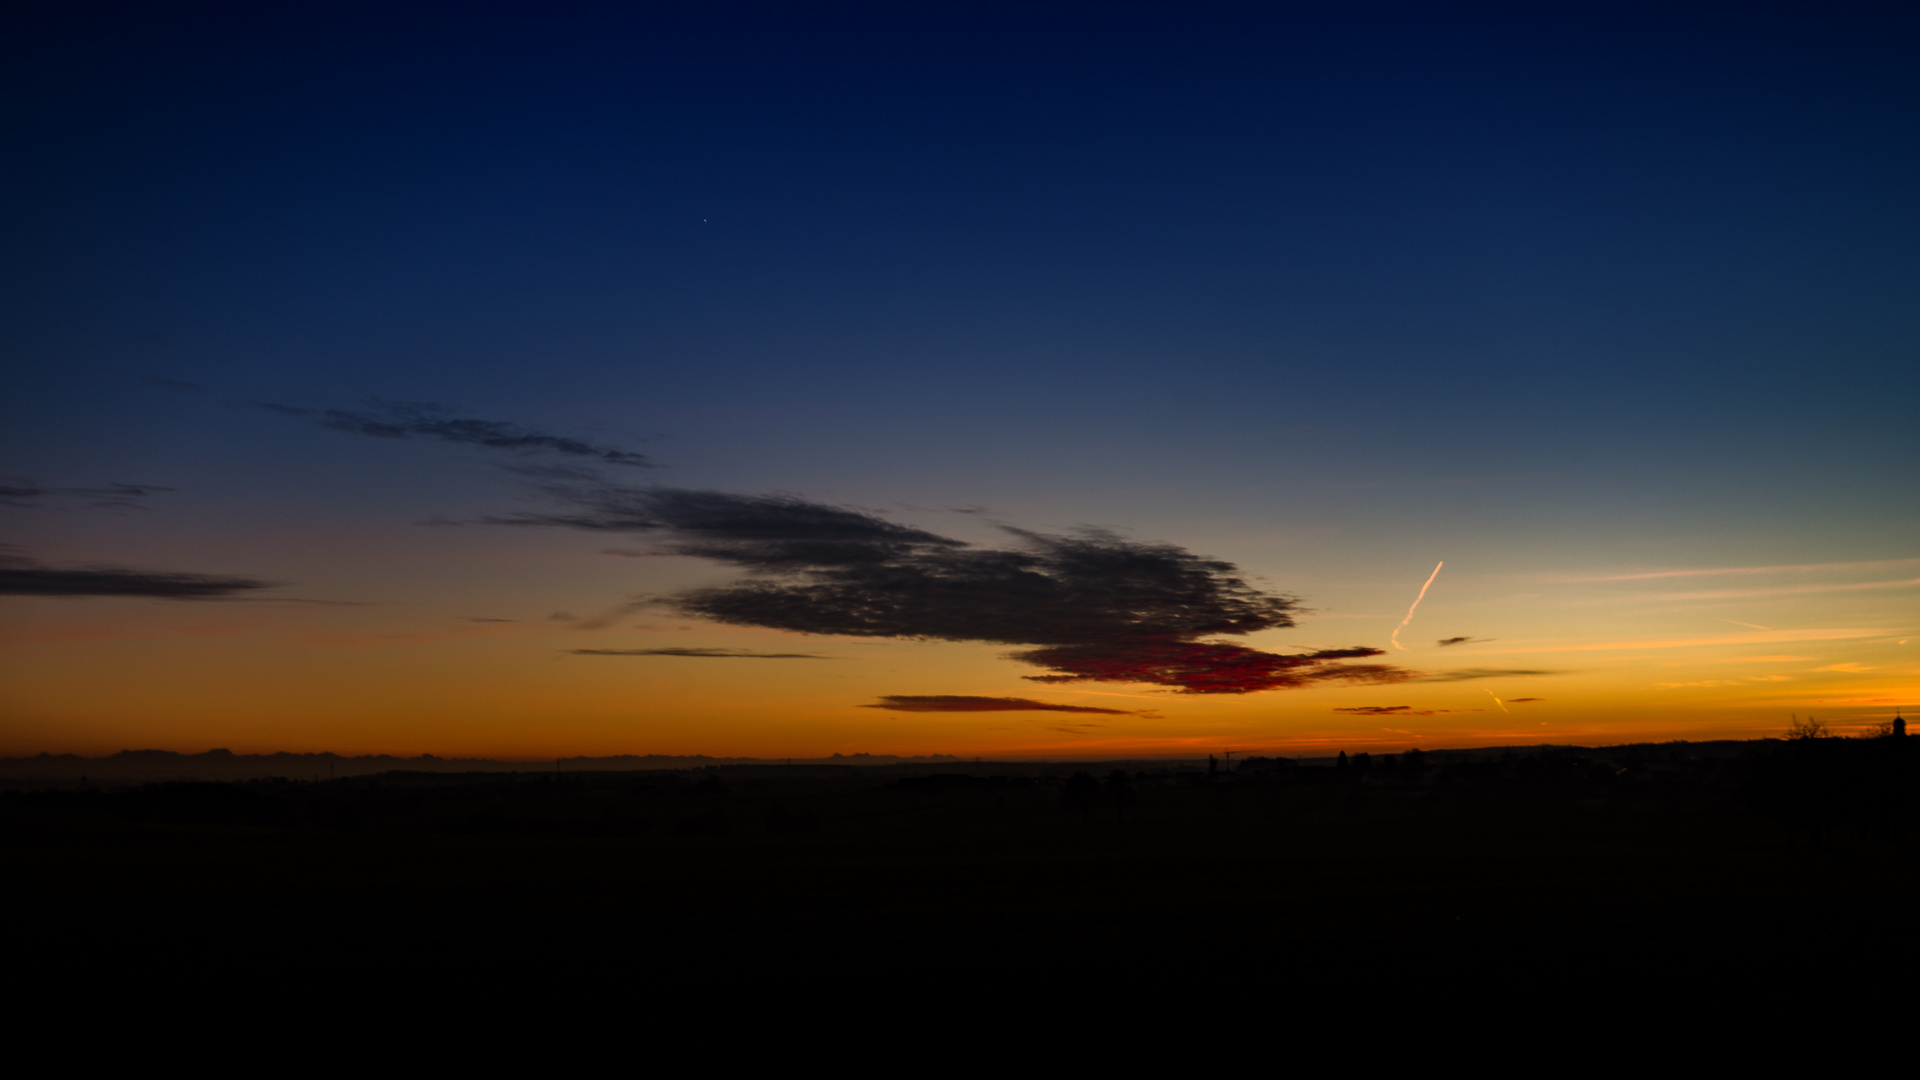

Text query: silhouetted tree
(1786, 714), (1827, 740)
(1064, 771), (1101, 822)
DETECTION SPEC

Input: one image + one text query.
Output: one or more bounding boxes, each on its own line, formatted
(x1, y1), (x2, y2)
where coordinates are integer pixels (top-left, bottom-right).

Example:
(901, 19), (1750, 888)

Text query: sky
(2, 1), (1916, 759)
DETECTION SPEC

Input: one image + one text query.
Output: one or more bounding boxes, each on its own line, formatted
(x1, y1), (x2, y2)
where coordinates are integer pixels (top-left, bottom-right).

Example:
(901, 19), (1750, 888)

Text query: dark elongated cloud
(567, 646), (829, 659)
(265, 401), (651, 467)
(1508, 697), (1543, 703)
(496, 481), (1410, 693)
(0, 553), (271, 598)
(1015, 642), (1402, 693)
(864, 695), (1138, 715)
(1411, 667), (1560, 682)
(1335, 705), (1452, 716)
(1, 481), (174, 510)
(1436, 636), (1488, 647)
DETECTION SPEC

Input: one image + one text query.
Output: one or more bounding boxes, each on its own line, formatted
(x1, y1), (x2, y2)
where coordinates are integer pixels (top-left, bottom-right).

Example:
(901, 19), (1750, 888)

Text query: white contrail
(1390, 561), (1444, 651)
(1486, 689), (1508, 713)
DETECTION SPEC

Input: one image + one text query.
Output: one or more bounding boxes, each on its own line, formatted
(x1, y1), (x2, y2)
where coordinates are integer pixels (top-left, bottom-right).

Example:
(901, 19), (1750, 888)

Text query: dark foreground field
(7, 742), (1918, 976)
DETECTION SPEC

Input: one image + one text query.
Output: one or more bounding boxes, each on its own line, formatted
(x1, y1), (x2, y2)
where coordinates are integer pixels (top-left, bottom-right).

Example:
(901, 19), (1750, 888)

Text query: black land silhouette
(5, 731), (1917, 980)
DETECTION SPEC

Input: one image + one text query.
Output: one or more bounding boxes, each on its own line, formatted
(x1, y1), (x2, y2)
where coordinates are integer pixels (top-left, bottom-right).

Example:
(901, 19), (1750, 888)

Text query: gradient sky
(3, 2), (1916, 758)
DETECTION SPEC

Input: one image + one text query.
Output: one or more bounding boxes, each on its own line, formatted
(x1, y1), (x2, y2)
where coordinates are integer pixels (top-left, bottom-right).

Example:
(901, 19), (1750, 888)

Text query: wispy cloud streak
(1577, 557), (1920, 581)
(1461, 628), (1882, 654)
(1, 481), (174, 510)
(1651, 577), (1920, 601)
(566, 647), (829, 659)
(0, 553), (271, 598)
(864, 695), (1141, 715)
(1409, 667), (1560, 682)
(265, 401), (652, 467)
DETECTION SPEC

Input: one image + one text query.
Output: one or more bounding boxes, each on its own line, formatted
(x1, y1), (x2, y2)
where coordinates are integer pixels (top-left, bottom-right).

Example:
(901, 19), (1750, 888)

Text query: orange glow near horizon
(4, 546), (1913, 760)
